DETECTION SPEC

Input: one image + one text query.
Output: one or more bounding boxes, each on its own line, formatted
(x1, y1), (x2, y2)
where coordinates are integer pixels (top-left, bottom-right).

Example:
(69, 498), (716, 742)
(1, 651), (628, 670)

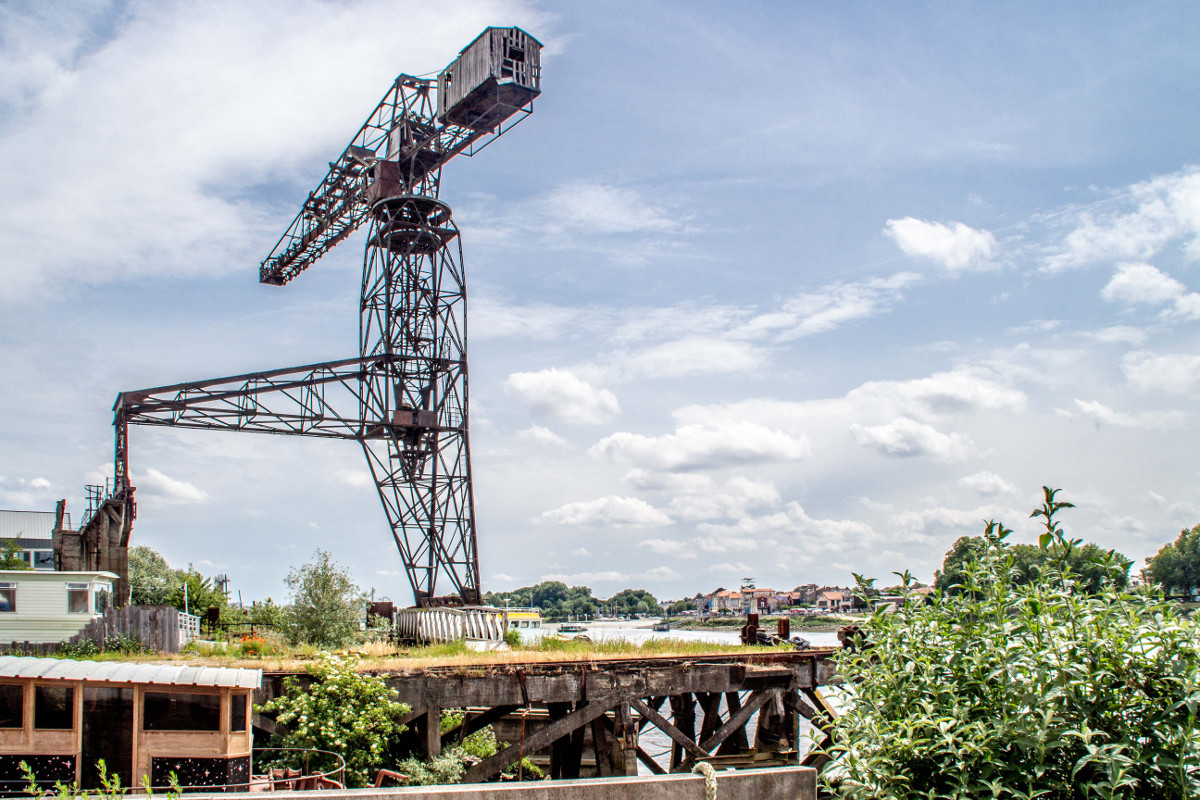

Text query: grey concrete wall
(186, 767), (816, 800)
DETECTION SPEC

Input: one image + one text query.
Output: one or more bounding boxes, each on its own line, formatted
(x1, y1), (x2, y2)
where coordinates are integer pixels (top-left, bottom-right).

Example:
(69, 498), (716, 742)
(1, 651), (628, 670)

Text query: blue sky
(2, 1), (1199, 604)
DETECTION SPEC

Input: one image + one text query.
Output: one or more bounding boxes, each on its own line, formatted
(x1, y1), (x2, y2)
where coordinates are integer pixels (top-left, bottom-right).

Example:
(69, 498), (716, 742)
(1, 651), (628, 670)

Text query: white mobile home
(0, 570), (115, 644)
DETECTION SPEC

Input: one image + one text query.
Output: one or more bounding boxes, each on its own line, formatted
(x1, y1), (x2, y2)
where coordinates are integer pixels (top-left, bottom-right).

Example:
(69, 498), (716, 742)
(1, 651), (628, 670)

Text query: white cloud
(0, 0), (549, 300)
(542, 181), (681, 235)
(885, 218), (996, 272)
(640, 565), (681, 581)
(848, 368), (1027, 418)
(506, 369), (620, 424)
(135, 467), (209, 505)
(889, 503), (1022, 535)
(697, 502), (878, 549)
(668, 476), (781, 521)
(693, 535), (759, 553)
(491, 573), (514, 583)
(1045, 167), (1200, 273)
(591, 421), (811, 471)
(538, 496), (672, 527)
(624, 337), (764, 379)
(542, 570), (630, 584)
(518, 424), (568, 446)
(1121, 351), (1200, 394)
(570, 547), (591, 557)
(334, 468), (374, 489)
(1072, 399), (1184, 430)
(1082, 325), (1149, 345)
(29, 477), (51, 491)
(1102, 262), (1187, 305)
(740, 273), (922, 340)
(959, 471), (1018, 497)
(638, 539), (691, 555)
(706, 562), (754, 574)
(850, 418), (974, 461)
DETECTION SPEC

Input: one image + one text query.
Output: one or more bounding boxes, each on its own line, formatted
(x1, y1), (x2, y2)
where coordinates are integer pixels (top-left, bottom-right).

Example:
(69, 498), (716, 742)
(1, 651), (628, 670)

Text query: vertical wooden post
(613, 702), (638, 776)
(718, 692), (749, 754)
(547, 702), (570, 779)
(669, 693), (695, 771)
(423, 706), (442, 759)
(591, 716), (614, 777)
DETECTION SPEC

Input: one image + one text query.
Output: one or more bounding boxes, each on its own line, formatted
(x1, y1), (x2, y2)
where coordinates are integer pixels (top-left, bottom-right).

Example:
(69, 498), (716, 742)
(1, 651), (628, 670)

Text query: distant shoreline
(649, 614), (860, 633)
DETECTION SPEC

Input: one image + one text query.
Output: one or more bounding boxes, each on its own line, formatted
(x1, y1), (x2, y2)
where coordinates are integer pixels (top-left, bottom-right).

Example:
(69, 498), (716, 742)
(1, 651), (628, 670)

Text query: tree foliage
(1145, 523), (1200, 597)
(0, 539), (32, 570)
(284, 549), (362, 647)
(934, 532), (1130, 595)
(483, 581), (598, 620)
(258, 654), (409, 787)
(608, 588), (659, 616)
(128, 546), (226, 612)
(827, 488), (1200, 799)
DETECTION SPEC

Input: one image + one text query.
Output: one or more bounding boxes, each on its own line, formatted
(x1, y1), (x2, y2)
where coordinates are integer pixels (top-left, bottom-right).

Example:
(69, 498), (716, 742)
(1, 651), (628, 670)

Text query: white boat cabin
(0, 656), (259, 791)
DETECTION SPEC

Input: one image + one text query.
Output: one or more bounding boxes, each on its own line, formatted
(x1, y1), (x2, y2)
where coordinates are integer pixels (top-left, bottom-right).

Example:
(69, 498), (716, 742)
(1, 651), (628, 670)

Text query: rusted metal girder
(111, 28), (542, 607)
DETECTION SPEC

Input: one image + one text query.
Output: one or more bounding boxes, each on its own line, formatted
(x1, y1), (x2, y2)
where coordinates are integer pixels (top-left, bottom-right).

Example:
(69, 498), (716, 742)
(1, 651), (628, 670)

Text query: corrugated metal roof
(0, 656), (261, 689)
(0, 511), (57, 540)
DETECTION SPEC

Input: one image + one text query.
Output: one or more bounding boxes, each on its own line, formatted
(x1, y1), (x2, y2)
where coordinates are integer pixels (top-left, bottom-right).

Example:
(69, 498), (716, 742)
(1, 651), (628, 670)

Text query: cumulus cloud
(638, 538), (692, 556)
(667, 476), (781, 521)
(542, 570), (629, 584)
(1102, 262), (1188, 305)
(850, 417), (974, 461)
(1081, 325), (1149, 345)
(624, 337), (764, 379)
(135, 468), (209, 505)
(1121, 351), (1200, 394)
(1072, 399), (1184, 429)
(1045, 167), (1200, 273)
(697, 502), (877, 550)
(958, 471), (1018, 497)
(542, 181), (682, 235)
(538, 496), (672, 527)
(591, 421), (811, 471)
(506, 369), (620, 424)
(885, 218), (996, 272)
(334, 468), (374, 489)
(641, 565), (681, 581)
(847, 368), (1027, 419)
(0, 0), (548, 300)
(518, 424), (568, 446)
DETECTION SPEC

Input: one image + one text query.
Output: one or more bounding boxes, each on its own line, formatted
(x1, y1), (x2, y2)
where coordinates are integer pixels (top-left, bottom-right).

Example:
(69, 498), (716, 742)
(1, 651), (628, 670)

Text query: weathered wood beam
(461, 697), (618, 784)
(675, 690), (773, 772)
(635, 745), (667, 775)
(629, 697), (707, 762)
(669, 693), (695, 771)
(440, 705), (520, 748)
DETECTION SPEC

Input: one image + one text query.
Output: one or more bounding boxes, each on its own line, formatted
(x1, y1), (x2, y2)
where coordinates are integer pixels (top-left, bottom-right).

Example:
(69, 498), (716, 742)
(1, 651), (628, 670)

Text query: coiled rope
(692, 762), (718, 800)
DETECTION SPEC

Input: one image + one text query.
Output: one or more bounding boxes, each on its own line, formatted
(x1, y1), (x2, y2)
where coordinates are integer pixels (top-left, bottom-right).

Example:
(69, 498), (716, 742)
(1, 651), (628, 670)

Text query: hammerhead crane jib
(104, 28), (542, 607)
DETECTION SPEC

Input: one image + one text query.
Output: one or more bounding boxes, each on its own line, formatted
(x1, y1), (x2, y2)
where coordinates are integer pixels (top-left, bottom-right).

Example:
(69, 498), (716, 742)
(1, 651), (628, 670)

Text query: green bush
(256, 654), (410, 787)
(826, 488), (1200, 800)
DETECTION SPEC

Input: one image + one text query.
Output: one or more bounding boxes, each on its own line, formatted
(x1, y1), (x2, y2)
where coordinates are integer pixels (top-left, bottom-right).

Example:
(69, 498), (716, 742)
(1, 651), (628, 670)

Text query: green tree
(0, 539), (32, 570)
(608, 589), (659, 616)
(934, 534), (1129, 594)
(284, 549), (363, 647)
(129, 546), (175, 604)
(827, 488), (1200, 799)
(258, 654), (409, 787)
(1145, 523), (1200, 597)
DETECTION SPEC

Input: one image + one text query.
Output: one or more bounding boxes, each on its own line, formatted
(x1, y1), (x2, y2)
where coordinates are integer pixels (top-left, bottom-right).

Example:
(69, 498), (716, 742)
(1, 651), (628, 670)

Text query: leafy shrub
(256, 654), (410, 787)
(237, 635), (279, 657)
(283, 550), (363, 648)
(825, 488), (1200, 799)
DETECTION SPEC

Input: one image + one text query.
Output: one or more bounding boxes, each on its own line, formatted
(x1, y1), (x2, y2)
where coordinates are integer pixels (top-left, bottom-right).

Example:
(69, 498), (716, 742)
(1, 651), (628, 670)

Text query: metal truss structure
(107, 29), (541, 606)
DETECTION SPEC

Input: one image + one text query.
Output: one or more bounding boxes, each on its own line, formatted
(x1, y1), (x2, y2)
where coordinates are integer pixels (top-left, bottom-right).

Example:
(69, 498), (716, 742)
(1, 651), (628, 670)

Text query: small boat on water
(558, 623), (588, 633)
(504, 607), (544, 641)
(652, 620), (670, 631)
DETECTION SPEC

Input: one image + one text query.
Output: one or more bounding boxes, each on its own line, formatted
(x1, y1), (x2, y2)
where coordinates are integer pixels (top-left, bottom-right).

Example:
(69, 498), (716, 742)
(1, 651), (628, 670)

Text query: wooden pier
(257, 649), (840, 783)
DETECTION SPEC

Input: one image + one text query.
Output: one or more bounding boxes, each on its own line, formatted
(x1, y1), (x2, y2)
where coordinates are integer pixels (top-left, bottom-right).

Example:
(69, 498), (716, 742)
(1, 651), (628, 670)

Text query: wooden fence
(2, 605), (187, 655)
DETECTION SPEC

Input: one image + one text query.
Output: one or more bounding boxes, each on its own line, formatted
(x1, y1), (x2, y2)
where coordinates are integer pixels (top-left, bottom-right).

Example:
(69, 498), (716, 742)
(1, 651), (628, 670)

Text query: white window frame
(66, 582), (90, 614)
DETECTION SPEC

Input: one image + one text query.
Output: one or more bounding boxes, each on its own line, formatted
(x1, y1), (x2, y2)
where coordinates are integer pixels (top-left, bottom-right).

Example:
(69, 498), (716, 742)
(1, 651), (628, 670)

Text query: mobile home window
(0, 582), (14, 612)
(94, 586), (111, 614)
(33, 551), (54, 570)
(34, 685), (74, 730)
(67, 583), (89, 613)
(142, 691), (221, 731)
(0, 684), (23, 728)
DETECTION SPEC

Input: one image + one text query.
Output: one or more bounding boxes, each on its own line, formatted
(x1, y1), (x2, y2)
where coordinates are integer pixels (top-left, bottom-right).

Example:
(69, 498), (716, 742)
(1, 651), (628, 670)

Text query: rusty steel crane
(95, 28), (541, 607)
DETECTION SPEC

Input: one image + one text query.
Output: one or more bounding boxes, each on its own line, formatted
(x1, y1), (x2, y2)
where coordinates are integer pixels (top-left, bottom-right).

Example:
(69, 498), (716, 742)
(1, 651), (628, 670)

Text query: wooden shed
(0, 656), (259, 792)
(438, 27), (541, 131)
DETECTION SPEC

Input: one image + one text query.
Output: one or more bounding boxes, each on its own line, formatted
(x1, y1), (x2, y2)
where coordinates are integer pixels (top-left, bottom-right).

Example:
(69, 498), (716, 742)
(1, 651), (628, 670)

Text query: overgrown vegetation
(283, 549), (364, 648)
(128, 546), (227, 614)
(825, 488), (1200, 799)
(933, 532), (1130, 594)
(1, 538), (33, 569)
(20, 760), (180, 799)
(257, 654), (410, 787)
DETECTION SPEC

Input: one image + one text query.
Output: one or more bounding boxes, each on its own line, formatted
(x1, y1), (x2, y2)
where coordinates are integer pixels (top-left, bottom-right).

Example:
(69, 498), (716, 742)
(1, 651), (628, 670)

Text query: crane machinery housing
(60, 27), (542, 608)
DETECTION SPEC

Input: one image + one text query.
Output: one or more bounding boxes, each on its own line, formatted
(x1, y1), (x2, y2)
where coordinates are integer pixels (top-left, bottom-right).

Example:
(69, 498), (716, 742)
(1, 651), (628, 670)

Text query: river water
(543, 620), (839, 773)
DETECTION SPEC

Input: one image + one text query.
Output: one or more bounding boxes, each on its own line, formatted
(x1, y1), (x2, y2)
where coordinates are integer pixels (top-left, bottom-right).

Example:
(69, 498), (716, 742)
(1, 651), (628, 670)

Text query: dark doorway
(81, 687), (134, 790)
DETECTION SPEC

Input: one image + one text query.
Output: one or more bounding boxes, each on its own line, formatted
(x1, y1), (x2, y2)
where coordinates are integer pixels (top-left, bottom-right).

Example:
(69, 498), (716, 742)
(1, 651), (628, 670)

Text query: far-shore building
(0, 570), (116, 643)
(815, 590), (853, 613)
